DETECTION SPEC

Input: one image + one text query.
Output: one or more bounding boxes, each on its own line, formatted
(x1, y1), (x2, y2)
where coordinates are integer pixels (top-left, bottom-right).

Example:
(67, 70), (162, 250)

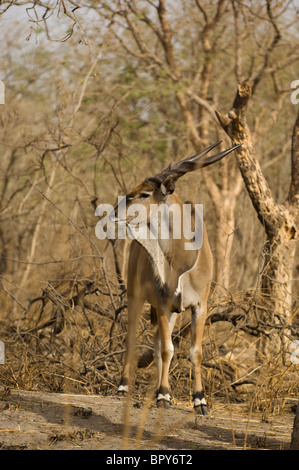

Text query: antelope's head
(113, 141), (241, 227)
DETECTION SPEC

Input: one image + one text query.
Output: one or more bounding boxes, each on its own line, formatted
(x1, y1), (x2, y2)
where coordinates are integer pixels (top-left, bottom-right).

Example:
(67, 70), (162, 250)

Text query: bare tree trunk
(261, 213), (297, 320)
(20, 162), (58, 288)
(216, 82), (298, 355)
(202, 156), (243, 289)
(214, 196), (237, 289)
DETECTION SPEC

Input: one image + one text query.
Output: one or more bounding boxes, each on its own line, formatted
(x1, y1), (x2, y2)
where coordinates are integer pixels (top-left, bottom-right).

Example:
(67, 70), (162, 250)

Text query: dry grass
(0, 270), (298, 426)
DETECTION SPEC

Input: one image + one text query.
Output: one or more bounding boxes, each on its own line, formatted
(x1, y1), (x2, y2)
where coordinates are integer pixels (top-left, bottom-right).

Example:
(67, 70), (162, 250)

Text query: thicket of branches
(0, 0), (298, 415)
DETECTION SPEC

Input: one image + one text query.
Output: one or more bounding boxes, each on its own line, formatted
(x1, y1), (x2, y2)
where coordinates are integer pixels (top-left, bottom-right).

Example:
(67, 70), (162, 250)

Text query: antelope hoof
(157, 392), (171, 409)
(193, 392), (208, 416)
(118, 384), (128, 397)
(194, 403), (209, 415)
(157, 398), (171, 409)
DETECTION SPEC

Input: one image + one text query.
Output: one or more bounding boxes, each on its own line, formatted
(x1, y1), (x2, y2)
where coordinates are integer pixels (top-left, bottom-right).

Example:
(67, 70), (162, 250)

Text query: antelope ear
(145, 176), (161, 188)
(160, 176), (175, 196)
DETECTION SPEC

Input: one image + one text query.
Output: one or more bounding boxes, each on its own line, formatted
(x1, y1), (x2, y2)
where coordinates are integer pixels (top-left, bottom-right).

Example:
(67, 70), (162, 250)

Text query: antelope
(113, 141), (241, 414)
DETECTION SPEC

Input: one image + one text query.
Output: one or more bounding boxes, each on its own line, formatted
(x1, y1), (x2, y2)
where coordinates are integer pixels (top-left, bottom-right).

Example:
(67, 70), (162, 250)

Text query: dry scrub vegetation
(1, 257), (298, 421)
(0, 0), (298, 450)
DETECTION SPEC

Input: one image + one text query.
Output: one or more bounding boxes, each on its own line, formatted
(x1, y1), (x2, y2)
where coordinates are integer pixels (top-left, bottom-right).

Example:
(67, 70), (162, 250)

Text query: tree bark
(213, 195), (237, 289)
(216, 81), (298, 355)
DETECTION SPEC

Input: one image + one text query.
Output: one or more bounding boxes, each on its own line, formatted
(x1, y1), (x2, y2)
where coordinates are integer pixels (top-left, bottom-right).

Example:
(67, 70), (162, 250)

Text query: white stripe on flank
(174, 251), (200, 301)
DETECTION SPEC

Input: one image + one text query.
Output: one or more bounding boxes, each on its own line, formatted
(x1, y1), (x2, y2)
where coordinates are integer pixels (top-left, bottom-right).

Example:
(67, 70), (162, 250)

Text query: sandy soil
(0, 388), (295, 451)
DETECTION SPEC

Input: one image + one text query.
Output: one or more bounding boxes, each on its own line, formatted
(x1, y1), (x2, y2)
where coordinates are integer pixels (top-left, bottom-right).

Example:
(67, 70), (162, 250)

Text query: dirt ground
(0, 388), (295, 451)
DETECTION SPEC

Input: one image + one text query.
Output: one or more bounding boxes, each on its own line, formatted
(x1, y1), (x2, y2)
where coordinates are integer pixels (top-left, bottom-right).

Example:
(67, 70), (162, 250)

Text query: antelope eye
(140, 193), (151, 198)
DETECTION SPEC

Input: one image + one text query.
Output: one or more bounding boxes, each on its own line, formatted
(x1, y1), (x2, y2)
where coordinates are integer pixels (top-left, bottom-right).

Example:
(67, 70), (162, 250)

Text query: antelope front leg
(155, 312), (176, 409)
(118, 295), (144, 396)
(190, 303), (208, 415)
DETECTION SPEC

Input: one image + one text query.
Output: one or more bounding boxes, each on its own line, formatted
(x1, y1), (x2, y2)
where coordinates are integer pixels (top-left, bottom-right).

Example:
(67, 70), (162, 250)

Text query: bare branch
(156, 0), (180, 79)
(251, 0), (282, 94)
